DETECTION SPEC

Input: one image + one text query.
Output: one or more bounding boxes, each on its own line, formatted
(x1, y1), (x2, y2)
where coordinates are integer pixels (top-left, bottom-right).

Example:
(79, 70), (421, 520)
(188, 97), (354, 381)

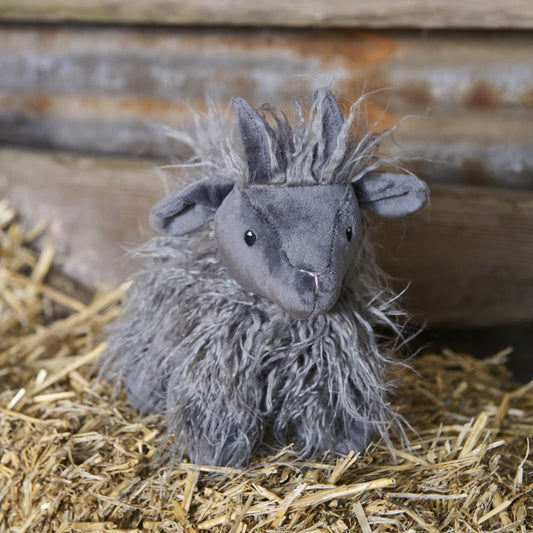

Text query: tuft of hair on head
(162, 88), (406, 189)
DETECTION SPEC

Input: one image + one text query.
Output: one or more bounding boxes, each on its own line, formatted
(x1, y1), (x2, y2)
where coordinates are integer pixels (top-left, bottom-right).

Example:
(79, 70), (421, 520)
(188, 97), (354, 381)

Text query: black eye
(244, 230), (256, 246)
(346, 226), (353, 242)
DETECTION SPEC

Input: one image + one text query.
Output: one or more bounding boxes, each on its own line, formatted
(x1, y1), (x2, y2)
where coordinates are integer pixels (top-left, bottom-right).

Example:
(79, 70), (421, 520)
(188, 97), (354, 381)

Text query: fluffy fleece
(161, 88), (406, 189)
(103, 231), (409, 466)
(102, 89), (413, 466)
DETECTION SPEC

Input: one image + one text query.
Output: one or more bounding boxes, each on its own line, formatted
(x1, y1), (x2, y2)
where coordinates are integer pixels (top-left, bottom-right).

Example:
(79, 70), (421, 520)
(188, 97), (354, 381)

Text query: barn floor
(1, 200), (532, 532)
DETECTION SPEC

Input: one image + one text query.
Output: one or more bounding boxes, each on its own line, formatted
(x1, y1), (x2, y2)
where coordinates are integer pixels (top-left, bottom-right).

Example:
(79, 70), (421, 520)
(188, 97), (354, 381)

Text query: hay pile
(0, 199), (531, 533)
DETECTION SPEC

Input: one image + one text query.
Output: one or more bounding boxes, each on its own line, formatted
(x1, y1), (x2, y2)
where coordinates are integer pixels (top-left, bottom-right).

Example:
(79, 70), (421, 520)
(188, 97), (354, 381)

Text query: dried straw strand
(1, 200), (531, 532)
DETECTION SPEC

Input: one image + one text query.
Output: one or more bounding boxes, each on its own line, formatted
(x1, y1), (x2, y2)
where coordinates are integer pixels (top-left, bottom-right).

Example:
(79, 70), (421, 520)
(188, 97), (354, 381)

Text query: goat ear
(314, 87), (344, 161)
(150, 179), (234, 236)
(354, 173), (429, 218)
(232, 97), (272, 185)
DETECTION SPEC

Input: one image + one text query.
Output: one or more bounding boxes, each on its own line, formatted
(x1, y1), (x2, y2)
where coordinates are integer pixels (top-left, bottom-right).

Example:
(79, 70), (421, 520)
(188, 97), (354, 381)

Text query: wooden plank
(373, 187), (533, 328)
(1, 27), (532, 189)
(0, 149), (160, 289)
(2, 147), (533, 328)
(1, 0), (533, 29)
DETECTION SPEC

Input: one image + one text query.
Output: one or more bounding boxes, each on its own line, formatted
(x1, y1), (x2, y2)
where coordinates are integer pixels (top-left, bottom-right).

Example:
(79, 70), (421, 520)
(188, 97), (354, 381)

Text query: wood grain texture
(2, 148), (532, 328)
(0, 149), (160, 288)
(0, 27), (533, 189)
(1, 27), (532, 190)
(1, 0), (532, 28)
(373, 188), (533, 328)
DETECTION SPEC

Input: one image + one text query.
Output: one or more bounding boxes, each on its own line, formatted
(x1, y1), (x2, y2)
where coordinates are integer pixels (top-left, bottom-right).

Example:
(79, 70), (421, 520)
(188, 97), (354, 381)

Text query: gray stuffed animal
(103, 88), (429, 466)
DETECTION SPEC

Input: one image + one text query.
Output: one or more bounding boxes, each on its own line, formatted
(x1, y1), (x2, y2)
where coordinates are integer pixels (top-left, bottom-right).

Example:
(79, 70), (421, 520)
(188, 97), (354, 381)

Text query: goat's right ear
(314, 87), (344, 162)
(150, 179), (234, 236)
(232, 97), (272, 185)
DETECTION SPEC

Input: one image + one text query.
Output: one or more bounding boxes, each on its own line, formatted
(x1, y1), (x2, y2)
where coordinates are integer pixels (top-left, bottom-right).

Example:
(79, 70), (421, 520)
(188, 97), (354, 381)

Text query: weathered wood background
(1, 4), (533, 329)
(2, 1), (533, 28)
(1, 28), (532, 189)
(3, 148), (533, 328)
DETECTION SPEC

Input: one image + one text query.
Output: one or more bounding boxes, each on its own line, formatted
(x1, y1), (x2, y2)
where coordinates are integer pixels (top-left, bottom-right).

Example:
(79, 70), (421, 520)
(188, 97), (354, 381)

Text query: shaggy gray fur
(104, 228), (407, 466)
(102, 88), (428, 466)
(162, 87), (408, 188)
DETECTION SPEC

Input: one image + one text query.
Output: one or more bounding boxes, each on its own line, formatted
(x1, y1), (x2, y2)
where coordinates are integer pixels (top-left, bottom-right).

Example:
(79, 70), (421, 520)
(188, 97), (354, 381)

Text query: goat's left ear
(150, 178), (234, 236)
(354, 173), (429, 218)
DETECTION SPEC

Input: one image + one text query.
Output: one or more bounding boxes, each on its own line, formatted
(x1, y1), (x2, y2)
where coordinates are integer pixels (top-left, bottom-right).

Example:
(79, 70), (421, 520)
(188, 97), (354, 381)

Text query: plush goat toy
(104, 88), (429, 466)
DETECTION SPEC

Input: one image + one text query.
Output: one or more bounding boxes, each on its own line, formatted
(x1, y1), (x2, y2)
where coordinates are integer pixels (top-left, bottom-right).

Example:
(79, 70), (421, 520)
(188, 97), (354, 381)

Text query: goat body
(102, 88), (428, 466)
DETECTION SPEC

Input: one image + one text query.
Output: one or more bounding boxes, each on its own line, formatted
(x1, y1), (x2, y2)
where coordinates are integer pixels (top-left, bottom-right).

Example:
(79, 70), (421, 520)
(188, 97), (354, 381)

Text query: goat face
(149, 89), (428, 319)
(214, 184), (361, 319)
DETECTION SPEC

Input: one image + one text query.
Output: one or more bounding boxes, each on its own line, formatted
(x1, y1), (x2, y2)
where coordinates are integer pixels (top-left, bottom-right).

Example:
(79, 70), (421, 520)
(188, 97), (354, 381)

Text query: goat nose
(298, 268), (320, 295)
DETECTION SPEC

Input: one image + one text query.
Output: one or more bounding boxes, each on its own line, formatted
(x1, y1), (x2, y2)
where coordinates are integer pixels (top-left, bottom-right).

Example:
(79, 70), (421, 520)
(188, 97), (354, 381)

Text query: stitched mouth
(268, 267), (340, 320)
(281, 292), (338, 320)
(297, 268), (329, 296)
(288, 268), (339, 319)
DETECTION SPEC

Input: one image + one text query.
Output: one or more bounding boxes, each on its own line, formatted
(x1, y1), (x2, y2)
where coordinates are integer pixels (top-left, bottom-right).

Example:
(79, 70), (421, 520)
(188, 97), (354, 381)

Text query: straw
(1, 199), (531, 532)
